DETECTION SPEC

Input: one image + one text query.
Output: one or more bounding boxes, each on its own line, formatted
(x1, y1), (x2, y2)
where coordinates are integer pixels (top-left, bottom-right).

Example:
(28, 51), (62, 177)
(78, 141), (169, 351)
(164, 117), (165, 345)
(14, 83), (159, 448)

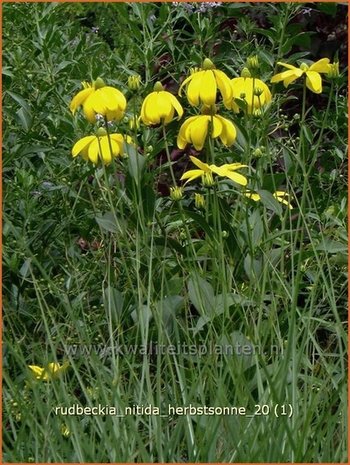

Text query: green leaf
(103, 287), (124, 319)
(95, 212), (119, 233)
(156, 295), (184, 331)
(248, 209), (264, 248)
(257, 190), (283, 216)
(16, 107), (33, 131)
(6, 90), (31, 114)
(244, 254), (263, 281)
(126, 144), (146, 185)
(316, 239), (348, 254)
(316, 3), (337, 17)
(188, 273), (215, 317)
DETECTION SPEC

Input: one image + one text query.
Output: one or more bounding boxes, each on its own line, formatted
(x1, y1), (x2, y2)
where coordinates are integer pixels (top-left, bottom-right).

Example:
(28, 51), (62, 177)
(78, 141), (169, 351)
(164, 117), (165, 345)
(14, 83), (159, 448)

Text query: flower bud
(327, 62), (339, 79)
(170, 186), (184, 201)
(129, 115), (140, 131)
(128, 74), (141, 90)
(253, 147), (263, 157)
(253, 87), (263, 97)
(247, 55), (259, 70)
(202, 172), (215, 187)
(194, 193), (205, 209)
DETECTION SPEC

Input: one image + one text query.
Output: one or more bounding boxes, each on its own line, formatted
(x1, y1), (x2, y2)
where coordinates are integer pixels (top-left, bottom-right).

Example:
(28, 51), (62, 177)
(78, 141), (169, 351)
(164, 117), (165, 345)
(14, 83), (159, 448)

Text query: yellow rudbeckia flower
(70, 77), (127, 123)
(177, 114), (236, 151)
(179, 58), (233, 108)
(28, 362), (68, 381)
(140, 81), (183, 125)
(271, 58), (330, 94)
(72, 128), (132, 165)
(181, 156), (247, 186)
(230, 77), (272, 113)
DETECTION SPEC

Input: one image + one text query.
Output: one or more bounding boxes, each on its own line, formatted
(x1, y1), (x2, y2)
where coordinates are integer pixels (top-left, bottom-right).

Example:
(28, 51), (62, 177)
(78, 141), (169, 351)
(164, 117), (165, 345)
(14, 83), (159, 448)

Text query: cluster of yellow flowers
(69, 56), (338, 208)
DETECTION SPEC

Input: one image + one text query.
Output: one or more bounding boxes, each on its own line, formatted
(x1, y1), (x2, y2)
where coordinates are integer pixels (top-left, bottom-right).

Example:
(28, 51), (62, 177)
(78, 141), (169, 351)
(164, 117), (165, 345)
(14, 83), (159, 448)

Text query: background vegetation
(3, 2), (348, 462)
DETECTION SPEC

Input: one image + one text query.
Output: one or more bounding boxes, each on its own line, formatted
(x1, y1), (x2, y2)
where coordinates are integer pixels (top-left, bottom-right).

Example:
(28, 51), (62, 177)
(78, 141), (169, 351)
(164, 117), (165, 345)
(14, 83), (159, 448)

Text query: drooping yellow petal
(276, 62), (300, 71)
(244, 191), (261, 202)
(168, 93), (184, 119)
(259, 81), (272, 104)
(274, 191), (293, 209)
(305, 71), (322, 93)
(222, 162), (248, 170)
(180, 169), (204, 184)
(210, 115), (223, 139)
(157, 92), (173, 120)
(188, 116), (210, 150)
(83, 98), (98, 123)
(189, 155), (211, 172)
(29, 365), (46, 380)
(69, 88), (94, 114)
(212, 166), (247, 186)
(200, 70), (217, 105)
(142, 93), (160, 124)
(178, 73), (194, 97)
(72, 136), (95, 157)
(177, 117), (196, 149)
(187, 72), (203, 106)
(214, 69), (233, 107)
(98, 136), (113, 164)
(309, 58), (330, 73)
(216, 116), (236, 146)
(283, 71), (303, 88)
(87, 138), (100, 164)
(211, 164), (247, 186)
(271, 69), (301, 85)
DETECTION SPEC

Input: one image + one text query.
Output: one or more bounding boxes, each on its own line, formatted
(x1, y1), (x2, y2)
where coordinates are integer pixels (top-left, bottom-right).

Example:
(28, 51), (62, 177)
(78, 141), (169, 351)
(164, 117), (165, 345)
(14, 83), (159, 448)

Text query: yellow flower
(179, 58), (232, 108)
(28, 362), (68, 381)
(181, 156), (247, 186)
(177, 115), (236, 151)
(271, 58), (330, 94)
(230, 77), (272, 113)
(273, 191), (293, 209)
(72, 128), (132, 165)
(244, 190), (293, 209)
(140, 81), (183, 125)
(70, 77), (127, 123)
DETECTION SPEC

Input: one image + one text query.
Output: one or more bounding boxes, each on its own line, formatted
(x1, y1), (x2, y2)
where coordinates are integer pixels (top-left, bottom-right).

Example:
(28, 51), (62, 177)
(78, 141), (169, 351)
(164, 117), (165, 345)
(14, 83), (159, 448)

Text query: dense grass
(3, 2), (348, 462)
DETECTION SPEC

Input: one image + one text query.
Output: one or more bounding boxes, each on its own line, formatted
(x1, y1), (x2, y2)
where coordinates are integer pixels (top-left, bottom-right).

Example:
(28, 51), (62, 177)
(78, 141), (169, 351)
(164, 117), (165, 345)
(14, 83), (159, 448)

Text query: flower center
(300, 63), (309, 71)
(153, 81), (164, 92)
(202, 58), (215, 70)
(240, 67), (251, 78)
(94, 77), (106, 89)
(201, 104), (217, 115)
(96, 127), (107, 137)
